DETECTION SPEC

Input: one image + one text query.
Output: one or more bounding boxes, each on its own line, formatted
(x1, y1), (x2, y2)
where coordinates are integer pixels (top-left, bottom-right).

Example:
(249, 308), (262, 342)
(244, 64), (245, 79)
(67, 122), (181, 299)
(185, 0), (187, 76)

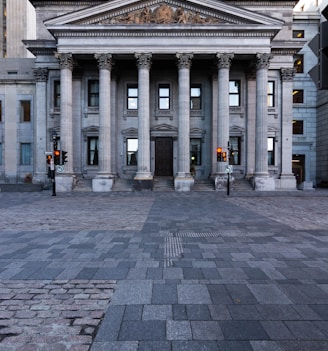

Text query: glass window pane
(21, 143), (31, 165)
(190, 138), (201, 166)
(268, 137), (275, 165)
(229, 95), (239, 106)
(0, 143), (2, 165)
(293, 90), (304, 103)
(127, 139), (138, 165)
(293, 120), (304, 134)
(88, 80), (99, 107)
(21, 101), (31, 122)
(229, 81), (240, 106)
(229, 81), (240, 93)
(159, 88), (169, 97)
(159, 98), (169, 109)
(191, 86), (201, 110)
(159, 85), (170, 110)
(54, 81), (60, 107)
(229, 137), (240, 165)
(88, 137), (98, 165)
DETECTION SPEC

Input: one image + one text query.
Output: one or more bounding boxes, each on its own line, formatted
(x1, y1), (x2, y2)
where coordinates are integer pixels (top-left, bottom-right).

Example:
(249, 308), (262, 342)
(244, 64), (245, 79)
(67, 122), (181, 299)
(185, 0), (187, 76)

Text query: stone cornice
(229, 1), (298, 6)
(30, 1), (104, 7)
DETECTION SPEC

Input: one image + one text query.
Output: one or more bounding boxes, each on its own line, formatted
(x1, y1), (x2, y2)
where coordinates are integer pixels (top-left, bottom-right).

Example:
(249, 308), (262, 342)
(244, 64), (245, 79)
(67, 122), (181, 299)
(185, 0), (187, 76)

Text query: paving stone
(119, 320), (166, 341)
(220, 320), (269, 340)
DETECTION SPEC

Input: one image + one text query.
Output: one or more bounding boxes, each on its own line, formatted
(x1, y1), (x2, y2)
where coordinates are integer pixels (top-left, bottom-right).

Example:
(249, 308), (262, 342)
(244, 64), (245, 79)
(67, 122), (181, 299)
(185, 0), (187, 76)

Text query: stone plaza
(0, 189), (328, 350)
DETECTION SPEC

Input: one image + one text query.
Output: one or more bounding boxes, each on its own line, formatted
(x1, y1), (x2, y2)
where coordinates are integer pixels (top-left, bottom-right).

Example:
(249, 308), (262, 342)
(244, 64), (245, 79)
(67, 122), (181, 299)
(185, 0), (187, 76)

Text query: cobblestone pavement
(0, 190), (328, 350)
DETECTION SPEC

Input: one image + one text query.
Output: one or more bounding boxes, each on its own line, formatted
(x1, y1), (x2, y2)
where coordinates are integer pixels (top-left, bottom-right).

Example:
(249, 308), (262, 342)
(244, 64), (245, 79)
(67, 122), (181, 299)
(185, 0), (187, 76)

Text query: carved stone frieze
(55, 52), (74, 70)
(95, 53), (114, 70)
(280, 67), (295, 81)
(256, 53), (273, 70)
(135, 53), (152, 69)
(176, 53), (193, 69)
(33, 68), (49, 82)
(216, 53), (234, 69)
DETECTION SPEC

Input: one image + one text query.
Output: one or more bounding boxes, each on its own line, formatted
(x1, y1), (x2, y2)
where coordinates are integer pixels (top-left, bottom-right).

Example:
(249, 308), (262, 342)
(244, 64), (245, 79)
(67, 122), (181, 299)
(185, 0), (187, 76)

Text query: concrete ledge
(134, 179), (153, 191)
(55, 176), (74, 192)
(0, 184), (43, 192)
(254, 176), (275, 191)
(92, 177), (114, 192)
(174, 177), (194, 192)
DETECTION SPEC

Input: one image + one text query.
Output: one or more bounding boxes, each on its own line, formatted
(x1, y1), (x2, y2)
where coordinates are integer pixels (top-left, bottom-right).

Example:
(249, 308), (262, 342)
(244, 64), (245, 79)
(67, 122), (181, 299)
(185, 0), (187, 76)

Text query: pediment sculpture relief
(99, 4), (222, 25)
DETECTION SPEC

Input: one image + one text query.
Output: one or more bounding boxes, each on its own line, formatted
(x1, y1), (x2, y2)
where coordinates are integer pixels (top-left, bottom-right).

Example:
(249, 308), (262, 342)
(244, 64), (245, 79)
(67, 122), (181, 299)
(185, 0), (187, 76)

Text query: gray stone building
(1, 0), (308, 191)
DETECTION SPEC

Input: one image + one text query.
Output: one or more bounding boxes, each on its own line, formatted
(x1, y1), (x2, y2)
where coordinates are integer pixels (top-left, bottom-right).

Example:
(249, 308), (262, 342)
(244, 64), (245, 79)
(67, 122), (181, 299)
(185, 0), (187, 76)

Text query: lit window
(88, 137), (98, 165)
(268, 137), (275, 166)
(293, 120), (304, 134)
(159, 85), (170, 110)
(20, 101), (31, 122)
(229, 137), (241, 165)
(54, 80), (60, 108)
(88, 80), (99, 107)
(293, 90), (304, 103)
(294, 55), (304, 73)
(127, 139), (138, 166)
(293, 30), (304, 38)
(20, 143), (31, 165)
(268, 81), (275, 107)
(127, 86), (138, 110)
(190, 139), (201, 166)
(229, 80), (240, 106)
(190, 86), (201, 110)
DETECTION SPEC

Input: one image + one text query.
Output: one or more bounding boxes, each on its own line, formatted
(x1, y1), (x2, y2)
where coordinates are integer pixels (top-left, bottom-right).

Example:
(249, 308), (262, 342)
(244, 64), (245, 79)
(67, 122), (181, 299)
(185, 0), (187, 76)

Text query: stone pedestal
(276, 175), (296, 190)
(55, 175), (75, 192)
(92, 176), (114, 192)
(254, 176), (275, 191)
(214, 174), (235, 191)
(299, 181), (314, 191)
(174, 176), (194, 192)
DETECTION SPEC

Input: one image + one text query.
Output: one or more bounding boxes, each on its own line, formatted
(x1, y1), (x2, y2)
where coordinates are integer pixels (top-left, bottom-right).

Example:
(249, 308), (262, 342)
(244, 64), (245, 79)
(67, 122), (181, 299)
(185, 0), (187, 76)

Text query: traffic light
(61, 150), (68, 164)
(53, 150), (60, 165)
(222, 152), (227, 162)
(46, 154), (52, 164)
(217, 147), (228, 162)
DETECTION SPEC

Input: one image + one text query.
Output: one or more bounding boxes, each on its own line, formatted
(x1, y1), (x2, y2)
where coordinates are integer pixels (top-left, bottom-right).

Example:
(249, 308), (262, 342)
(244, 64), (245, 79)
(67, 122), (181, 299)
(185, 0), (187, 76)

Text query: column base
(92, 175), (114, 192)
(253, 176), (275, 191)
(214, 174), (235, 191)
(174, 175), (194, 192)
(55, 175), (75, 192)
(299, 181), (314, 191)
(275, 174), (297, 190)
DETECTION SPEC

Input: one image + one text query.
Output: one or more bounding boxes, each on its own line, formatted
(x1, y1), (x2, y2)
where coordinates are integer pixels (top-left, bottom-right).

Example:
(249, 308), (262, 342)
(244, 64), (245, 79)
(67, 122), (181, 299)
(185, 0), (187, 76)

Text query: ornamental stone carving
(280, 68), (295, 81)
(176, 53), (193, 69)
(216, 53), (234, 69)
(95, 53), (114, 70)
(55, 53), (74, 71)
(135, 53), (152, 69)
(33, 68), (48, 82)
(256, 53), (273, 70)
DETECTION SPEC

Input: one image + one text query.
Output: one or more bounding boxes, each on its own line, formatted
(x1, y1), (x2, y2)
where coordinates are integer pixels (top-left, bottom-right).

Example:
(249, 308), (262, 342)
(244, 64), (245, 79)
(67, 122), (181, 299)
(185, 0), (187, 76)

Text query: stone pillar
(92, 53), (114, 192)
(134, 53), (153, 190)
(279, 68), (297, 190)
(175, 53), (194, 191)
(254, 53), (275, 191)
(215, 53), (234, 190)
(55, 53), (75, 191)
(33, 67), (48, 185)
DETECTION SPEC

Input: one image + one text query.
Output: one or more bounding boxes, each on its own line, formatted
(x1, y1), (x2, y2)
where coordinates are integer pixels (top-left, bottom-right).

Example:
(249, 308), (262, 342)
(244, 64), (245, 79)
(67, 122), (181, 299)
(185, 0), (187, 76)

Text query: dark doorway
(155, 137), (173, 176)
(292, 154), (305, 185)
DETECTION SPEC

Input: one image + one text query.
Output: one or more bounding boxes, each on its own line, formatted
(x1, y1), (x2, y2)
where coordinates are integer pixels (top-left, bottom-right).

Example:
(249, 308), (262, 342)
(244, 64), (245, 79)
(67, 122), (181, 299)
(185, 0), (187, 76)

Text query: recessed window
(294, 55), (304, 73)
(293, 90), (304, 103)
(158, 85), (170, 110)
(88, 137), (98, 165)
(190, 138), (201, 166)
(267, 81), (275, 107)
(0, 143), (2, 165)
(127, 86), (138, 110)
(293, 30), (304, 38)
(20, 101), (31, 122)
(190, 85), (201, 110)
(0, 101), (2, 122)
(54, 80), (61, 108)
(229, 137), (241, 165)
(293, 120), (304, 134)
(20, 143), (31, 165)
(127, 138), (138, 166)
(88, 80), (99, 107)
(229, 80), (240, 107)
(268, 137), (275, 166)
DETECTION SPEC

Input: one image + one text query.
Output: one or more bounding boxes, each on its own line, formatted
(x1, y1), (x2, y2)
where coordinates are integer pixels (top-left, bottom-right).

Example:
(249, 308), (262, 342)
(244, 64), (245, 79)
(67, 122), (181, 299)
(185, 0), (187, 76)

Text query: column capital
(135, 53), (152, 69)
(216, 53), (234, 69)
(33, 67), (48, 82)
(55, 53), (74, 70)
(95, 53), (114, 70)
(280, 67), (295, 81)
(256, 53), (272, 70)
(176, 53), (193, 69)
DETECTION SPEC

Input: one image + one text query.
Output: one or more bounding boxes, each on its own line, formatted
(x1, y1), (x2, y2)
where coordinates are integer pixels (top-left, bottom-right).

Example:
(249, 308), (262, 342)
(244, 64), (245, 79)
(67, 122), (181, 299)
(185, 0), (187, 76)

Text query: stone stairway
(112, 178), (134, 192)
(73, 178), (92, 192)
(193, 178), (215, 191)
(153, 177), (175, 192)
(233, 178), (254, 191)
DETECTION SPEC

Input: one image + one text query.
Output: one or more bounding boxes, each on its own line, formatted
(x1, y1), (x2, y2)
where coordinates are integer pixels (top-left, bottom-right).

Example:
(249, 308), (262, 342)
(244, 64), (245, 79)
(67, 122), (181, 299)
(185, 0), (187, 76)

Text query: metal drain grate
(170, 231), (273, 238)
(164, 237), (183, 267)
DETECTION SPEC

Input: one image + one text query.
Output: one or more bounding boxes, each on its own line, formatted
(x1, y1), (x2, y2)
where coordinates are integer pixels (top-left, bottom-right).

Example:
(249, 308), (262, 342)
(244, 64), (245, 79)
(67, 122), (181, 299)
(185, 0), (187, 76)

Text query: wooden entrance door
(155, 137), (173, 176)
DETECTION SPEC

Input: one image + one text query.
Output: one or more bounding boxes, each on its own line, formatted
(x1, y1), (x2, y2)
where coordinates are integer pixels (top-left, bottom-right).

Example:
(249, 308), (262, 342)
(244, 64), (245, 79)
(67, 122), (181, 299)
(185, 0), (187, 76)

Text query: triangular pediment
(45, 0), (283, 27)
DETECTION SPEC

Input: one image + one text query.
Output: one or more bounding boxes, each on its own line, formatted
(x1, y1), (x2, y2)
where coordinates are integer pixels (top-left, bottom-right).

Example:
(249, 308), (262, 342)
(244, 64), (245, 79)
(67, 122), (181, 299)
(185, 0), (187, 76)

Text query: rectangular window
(229, 80), (240, 106)
(190, 138), (201, 166)
(268, 137), (275, 166)
(158, 85), (170, 110)
(229, 137), (241, 165)
(20, 143), (31, 165)
(190, 85), (201, 110)
(54, 80), (61, 108)
(267, 81), (275, 107)
(293, 89), (304, 103)
(294, 55), (304, 73)
(0, 143), (2, 165)
(293, 120), (304, 134)
(293, 30), (304, 38)
(0, 101), (2, 122)
(127, 86), (138, 110)
(88, 80), (99, 107)
(20, 101), (31, 122)
(127, 138), (138, 166)
(88, 137), (98, 165)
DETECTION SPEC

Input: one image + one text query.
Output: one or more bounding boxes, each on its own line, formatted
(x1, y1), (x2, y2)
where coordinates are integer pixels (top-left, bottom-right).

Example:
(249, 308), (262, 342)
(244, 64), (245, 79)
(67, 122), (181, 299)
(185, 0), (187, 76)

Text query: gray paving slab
(0, 190), (328, 350)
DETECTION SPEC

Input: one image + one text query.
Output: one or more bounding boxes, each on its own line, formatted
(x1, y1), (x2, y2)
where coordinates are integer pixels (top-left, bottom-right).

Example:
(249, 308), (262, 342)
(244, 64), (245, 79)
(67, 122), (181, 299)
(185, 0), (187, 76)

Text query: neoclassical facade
(20, 0), (303, 191)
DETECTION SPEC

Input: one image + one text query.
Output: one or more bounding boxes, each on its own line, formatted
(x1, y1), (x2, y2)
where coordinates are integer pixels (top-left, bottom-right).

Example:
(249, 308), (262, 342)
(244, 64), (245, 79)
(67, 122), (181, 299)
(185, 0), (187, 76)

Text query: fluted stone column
(33, 67), (48, 184)
(134, 53), (153, 190)
(92, 53), (114, 192)
(55, 53), (75, 191)
(254, 53), (275, 191)
(215, 53), (234, 190)
(279, 68), (297, 189)
(175, 53), (194, 191)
